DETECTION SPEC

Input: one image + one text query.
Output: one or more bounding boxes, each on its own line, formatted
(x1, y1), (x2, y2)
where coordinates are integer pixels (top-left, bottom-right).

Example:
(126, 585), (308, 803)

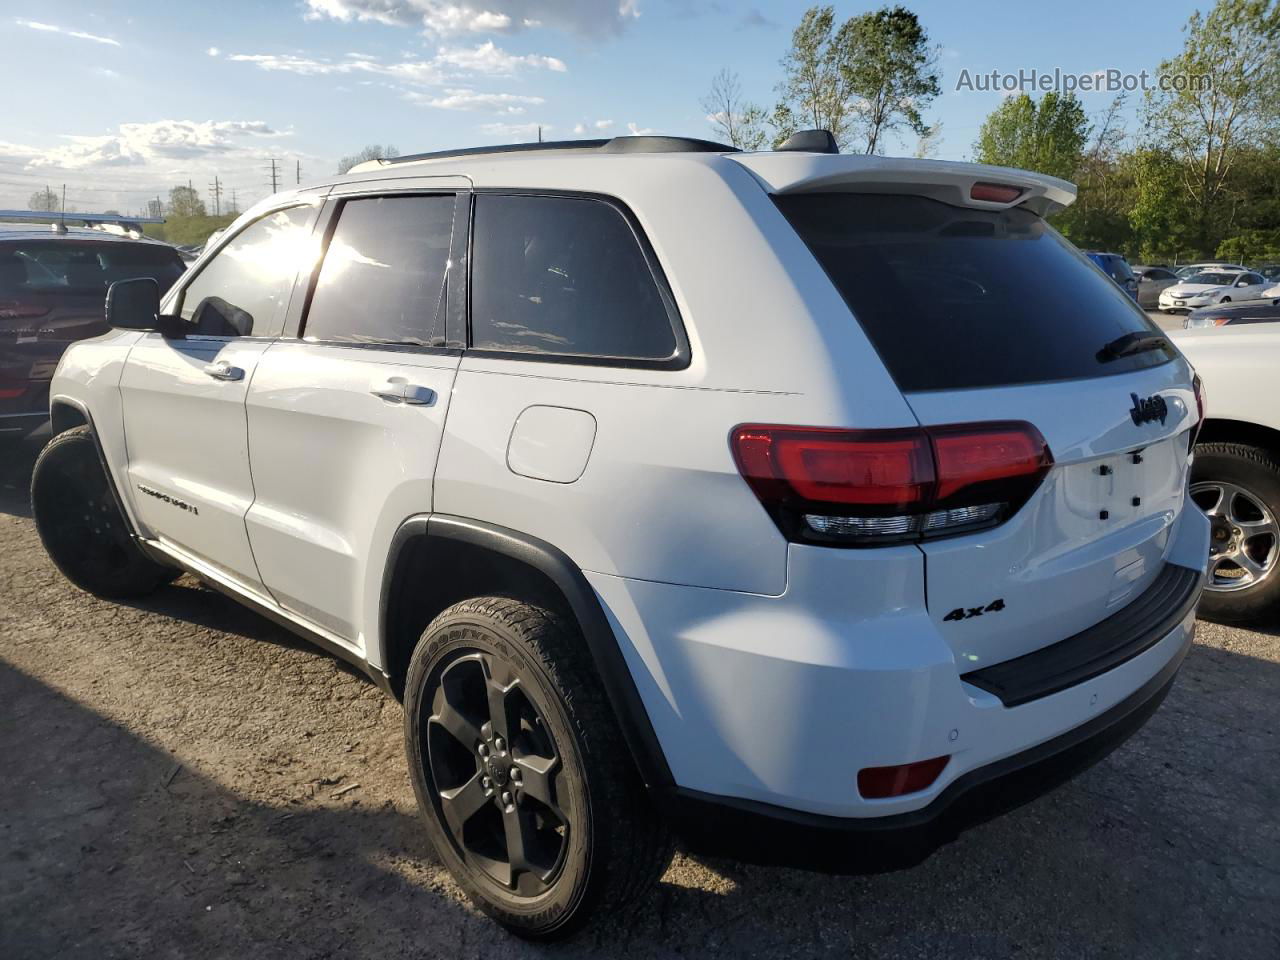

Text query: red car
(0, 222), (185, 441)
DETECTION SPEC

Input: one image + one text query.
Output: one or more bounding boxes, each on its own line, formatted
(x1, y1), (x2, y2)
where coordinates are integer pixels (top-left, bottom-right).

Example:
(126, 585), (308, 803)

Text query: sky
(0, 0), (1206, 216)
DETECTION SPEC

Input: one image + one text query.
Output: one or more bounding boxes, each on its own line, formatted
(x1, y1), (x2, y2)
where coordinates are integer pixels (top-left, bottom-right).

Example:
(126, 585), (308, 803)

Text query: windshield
(1185, 272), (1235, 285)
(776, 193), (1173, 392)
(1, 240), (185, 299)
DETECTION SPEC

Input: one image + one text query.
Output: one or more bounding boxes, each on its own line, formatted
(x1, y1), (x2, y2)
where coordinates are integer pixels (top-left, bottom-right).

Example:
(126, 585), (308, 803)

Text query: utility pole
(208, 175), (223, 216)
(537, 125), (543, 143)
(60, 184), (66, 226)
(295, 160), (301, 185)
(267, 159), (280, 194)
(230, 187), (238, 214)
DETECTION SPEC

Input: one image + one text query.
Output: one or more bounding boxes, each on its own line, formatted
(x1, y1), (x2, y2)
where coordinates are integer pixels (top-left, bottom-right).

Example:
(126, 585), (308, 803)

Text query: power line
(208, 175), (223, 216)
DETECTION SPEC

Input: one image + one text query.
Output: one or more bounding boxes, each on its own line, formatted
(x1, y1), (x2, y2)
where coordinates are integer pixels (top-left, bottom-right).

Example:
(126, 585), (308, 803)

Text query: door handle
(370, 378), (436, 406)
(203, 360), (244, 381)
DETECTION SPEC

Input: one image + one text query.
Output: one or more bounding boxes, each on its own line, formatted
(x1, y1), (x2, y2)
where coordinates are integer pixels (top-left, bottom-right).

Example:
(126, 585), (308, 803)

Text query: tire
(30, 426), (178, 598)
(1221, 297), (1232, 303)
(403, 597), (673, 940)
(1190, 442), (1280, 625)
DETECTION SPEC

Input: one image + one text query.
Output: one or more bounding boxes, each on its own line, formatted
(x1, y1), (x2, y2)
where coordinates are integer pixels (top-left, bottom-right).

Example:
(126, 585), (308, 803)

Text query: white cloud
(226, 41), (565, 86)
(593, 119), (613, 130)
(302, 1), (638, 38)
(434, 40), (564, 74)
(207, 46), (220, 56)
(15, 18), (120, 46)
(572, 122), (585, 134)
(405, 88), (544, 112)
(478, 121), (549, 140)
(22, 120), (284, 171)
(626, 122), (655, 136)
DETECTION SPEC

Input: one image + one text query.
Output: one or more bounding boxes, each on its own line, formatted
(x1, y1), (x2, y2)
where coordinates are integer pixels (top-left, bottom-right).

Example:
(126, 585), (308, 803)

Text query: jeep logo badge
(1129, 393), (1168, 426)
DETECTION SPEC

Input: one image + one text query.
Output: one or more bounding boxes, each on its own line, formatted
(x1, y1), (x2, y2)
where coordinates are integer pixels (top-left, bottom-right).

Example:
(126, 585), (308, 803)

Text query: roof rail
(378, 135), (739, 168)
(0, 210), (164, 235)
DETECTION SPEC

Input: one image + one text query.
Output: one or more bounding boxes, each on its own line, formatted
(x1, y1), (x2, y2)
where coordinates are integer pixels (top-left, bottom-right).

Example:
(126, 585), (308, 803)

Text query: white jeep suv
(32, 133), (1209, 939)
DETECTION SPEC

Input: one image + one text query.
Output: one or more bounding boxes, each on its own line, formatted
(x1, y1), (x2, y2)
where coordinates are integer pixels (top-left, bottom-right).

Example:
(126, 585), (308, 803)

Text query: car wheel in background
(403, 597), (673, 940)
(30, 426), (179, 598)
(1190, 442), (1280, 624)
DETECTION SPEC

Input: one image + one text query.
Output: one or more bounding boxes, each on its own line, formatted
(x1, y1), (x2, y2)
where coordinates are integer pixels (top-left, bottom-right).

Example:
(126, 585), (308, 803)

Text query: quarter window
(469, 194), (678, 361)
(178, 205), (319, 338)
(303, 194), (454, 346)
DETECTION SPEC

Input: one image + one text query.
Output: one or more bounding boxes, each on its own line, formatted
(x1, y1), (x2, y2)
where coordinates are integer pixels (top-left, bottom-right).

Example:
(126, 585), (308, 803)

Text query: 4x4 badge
(1129, 392), (1168, 426)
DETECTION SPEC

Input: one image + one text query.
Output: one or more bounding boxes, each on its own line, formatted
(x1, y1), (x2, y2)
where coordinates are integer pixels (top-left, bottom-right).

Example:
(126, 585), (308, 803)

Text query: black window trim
(290, 188), (466, 356)
(462, 188), (691, 371)
(169, 201), (323, 342)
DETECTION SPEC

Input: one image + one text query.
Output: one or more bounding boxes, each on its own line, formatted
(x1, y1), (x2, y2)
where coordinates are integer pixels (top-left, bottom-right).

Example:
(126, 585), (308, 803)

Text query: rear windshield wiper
(1096, 332), (1171, 363)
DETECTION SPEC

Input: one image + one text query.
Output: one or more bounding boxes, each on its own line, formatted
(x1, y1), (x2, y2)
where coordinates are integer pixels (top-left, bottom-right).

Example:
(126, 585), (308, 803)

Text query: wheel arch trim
(46, 395), (141, 540)
(380, 513), (676, 794)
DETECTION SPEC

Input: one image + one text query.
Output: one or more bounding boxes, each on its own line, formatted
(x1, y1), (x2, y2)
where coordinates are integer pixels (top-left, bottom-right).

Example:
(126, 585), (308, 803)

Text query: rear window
(777, 194), (1173, 392)
(470, 194), (680, 363)
(0, 240), (185, 298)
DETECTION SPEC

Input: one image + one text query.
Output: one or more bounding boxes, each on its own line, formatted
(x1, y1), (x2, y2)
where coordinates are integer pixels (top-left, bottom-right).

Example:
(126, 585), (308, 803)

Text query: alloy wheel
(423, 651), (569, 897)
(1190, 480), (1280, 591)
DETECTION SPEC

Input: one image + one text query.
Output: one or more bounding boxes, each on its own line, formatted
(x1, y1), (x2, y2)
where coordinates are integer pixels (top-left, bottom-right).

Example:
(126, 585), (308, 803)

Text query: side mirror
(1237, 279), (1251, 287)
(106, 278), (184, 337)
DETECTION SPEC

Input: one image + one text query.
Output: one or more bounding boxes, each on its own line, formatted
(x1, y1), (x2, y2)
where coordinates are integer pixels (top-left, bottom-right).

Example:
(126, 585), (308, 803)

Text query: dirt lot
(1, 442), (1277, 959)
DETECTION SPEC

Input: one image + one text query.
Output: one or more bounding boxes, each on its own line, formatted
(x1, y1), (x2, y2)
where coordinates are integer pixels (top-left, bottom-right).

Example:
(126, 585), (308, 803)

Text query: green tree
(1141, 0), (1280, 254)
(973, 91), (1089, 182)
(773, 6), (859, 148)
(28, 188), (59, 212)
(701, 68), (770, 150)
(337, 144), (399, 175)
(1129, 148), (1196, 262)
(843, 5), (940, 154)
(167, 184), (206, 219)
(1216, 229), (1280, 263)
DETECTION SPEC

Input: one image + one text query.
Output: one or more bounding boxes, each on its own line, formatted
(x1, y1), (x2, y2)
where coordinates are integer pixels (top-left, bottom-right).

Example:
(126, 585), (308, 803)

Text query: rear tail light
(970, 182), (1023, 204)
(731, 421), (1052, 545)
(1211, 316), (1231, 327)
(858, 755), (950, 798)
(0, 302), (51, 320)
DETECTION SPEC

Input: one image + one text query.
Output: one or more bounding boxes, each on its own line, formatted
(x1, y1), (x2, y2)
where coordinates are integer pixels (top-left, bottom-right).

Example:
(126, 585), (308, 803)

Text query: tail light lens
(731, 421), (1052, 545)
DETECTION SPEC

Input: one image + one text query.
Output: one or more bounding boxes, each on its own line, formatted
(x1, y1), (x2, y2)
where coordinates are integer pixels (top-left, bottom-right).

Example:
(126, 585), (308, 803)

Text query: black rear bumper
(664, 625), (1191, 874)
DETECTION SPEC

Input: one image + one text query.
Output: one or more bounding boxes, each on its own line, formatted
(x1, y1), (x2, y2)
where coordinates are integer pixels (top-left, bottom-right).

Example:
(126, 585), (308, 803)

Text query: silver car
(1132, 265), (1180, 308)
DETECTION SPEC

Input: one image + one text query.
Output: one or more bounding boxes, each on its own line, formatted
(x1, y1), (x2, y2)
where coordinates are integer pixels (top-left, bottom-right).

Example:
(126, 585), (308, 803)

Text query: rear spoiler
(730, 154), (1077, 217)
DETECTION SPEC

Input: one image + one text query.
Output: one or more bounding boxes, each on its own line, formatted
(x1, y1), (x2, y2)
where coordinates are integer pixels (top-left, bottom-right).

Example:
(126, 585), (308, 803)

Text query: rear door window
(302, 194), (454, 347)
(469, 193), (680, 363)
(776, 194), (1173, 392)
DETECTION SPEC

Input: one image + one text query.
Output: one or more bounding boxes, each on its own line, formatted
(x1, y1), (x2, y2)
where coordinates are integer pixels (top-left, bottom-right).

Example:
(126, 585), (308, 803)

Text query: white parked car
(1159, 270), (1271, 312)
(31, 133), (1208, 939)
(1172, 324), (1280, 622)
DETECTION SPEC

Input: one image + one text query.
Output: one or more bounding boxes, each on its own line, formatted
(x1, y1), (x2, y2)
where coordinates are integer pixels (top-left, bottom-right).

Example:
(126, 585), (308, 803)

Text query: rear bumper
(664, 630), (1189, 873)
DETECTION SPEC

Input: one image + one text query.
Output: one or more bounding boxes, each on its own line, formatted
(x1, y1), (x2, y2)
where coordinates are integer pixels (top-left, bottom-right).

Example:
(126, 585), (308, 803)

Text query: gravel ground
(1, 442), (1277, 959)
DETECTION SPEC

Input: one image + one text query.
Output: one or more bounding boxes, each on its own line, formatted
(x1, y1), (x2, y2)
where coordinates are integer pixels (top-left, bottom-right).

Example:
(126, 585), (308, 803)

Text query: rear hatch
(774, 188), (1197, 671)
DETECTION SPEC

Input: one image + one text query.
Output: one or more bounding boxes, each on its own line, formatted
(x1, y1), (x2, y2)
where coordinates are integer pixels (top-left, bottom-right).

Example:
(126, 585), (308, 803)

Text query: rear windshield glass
(776, 194), (1173, 392)
(0, 240), (185, 299)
